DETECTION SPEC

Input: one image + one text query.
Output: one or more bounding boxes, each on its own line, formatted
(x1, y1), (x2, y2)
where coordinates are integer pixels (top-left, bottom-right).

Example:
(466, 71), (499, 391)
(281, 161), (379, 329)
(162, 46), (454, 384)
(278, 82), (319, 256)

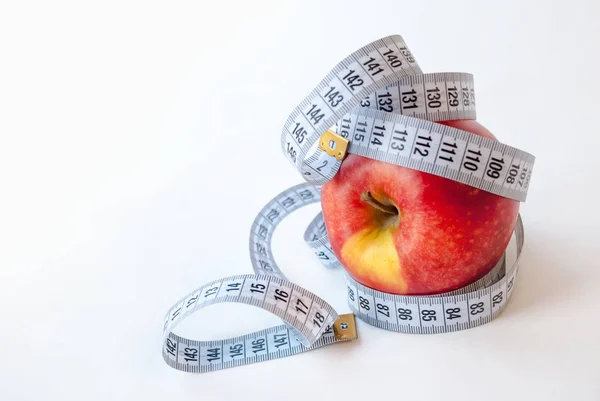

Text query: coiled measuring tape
(162, 34), (535, 374)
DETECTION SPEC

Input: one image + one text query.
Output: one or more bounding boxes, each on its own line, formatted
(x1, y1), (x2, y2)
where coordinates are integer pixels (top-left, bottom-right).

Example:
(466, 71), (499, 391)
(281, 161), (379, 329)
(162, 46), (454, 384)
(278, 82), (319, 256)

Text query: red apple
(320, 120), (519, 295)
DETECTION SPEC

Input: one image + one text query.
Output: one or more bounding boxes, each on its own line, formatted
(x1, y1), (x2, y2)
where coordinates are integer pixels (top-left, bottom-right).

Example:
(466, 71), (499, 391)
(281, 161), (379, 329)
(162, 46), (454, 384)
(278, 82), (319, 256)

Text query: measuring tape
(162, 34), (535, 374)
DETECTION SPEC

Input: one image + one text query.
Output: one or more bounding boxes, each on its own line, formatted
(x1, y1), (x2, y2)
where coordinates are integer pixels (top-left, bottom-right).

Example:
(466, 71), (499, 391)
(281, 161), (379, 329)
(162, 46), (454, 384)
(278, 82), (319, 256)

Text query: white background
(1, 0), (599, 400)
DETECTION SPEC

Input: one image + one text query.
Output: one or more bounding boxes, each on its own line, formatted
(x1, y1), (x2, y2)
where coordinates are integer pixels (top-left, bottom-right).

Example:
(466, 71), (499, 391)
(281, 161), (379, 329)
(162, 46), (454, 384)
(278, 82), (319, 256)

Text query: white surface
(1, 0), (599, 400)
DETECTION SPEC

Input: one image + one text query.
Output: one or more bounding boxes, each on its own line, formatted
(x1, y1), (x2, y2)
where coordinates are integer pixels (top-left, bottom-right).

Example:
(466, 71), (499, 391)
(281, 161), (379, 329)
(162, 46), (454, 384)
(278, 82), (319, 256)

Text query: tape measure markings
(165, 319), (351, 373)
(340, 107), (534, 201)
(282, 35), (450, 179)
(282, 36), (421, 177)
(280, 35), (534, 202)
(162, 271), (357, 373)
(164, 273), (336, 346)
(283, 71), (479, 168)
(358, 72), (478, 122)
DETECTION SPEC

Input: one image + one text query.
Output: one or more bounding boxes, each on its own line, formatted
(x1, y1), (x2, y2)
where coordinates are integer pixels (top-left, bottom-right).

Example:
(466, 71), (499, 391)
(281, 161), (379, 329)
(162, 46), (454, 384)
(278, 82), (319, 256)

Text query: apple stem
(360, 192), (399, 215)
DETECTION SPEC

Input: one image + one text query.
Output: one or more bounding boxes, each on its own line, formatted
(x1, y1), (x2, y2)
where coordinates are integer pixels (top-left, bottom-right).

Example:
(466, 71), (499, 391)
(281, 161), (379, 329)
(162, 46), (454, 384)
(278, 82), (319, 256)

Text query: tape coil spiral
(161, 35), (535, 374)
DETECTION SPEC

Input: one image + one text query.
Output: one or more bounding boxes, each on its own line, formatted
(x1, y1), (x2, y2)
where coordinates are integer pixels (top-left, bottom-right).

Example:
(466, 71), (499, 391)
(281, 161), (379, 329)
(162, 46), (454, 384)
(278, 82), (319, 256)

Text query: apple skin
(320, 120), (519, 295)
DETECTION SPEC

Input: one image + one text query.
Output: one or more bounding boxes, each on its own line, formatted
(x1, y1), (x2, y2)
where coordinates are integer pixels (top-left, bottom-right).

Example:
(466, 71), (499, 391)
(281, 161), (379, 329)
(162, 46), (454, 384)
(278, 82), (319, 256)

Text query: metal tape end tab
(333, 313), (358, 341)
(319, 130), (349, 161)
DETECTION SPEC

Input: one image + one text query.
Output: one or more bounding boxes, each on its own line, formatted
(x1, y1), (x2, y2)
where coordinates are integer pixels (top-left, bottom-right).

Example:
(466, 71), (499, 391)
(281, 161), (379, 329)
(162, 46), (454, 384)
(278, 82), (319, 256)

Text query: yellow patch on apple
(340, 225), (407, 294)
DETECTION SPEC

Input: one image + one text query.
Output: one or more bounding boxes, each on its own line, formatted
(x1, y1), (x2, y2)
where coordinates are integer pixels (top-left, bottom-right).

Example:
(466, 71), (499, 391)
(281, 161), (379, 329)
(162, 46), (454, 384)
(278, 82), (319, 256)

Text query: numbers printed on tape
(240, 278), (269, 300)
(357, 290), (376, 320)
(374, 297), (396, 326)
(336, 107), (533, 202)
(396, 304), (419, 330)
(419, 301), (445, 330)
(162, 34), (533, 373)
(443, 299), (469, 327)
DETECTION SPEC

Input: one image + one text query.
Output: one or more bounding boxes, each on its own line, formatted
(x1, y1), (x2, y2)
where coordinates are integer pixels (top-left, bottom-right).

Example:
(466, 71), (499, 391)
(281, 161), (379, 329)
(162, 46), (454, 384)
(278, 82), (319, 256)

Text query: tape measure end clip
(319, 130), (348, 161)
(333, 313), (358, 341)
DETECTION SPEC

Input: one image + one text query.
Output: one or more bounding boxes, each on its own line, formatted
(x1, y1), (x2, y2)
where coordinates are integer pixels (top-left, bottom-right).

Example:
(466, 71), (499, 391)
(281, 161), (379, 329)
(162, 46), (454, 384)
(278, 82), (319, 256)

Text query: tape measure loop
(280, 35), (535, 202)
(161, 272), (340, 373)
